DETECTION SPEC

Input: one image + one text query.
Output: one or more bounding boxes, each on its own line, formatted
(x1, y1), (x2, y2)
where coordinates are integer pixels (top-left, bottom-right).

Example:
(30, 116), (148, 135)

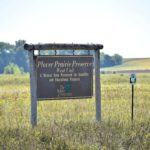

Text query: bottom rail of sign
(37, 96), (93, 101)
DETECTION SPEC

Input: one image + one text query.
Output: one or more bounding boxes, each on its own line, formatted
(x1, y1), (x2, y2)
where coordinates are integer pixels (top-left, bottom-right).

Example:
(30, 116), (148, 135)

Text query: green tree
(100, 52), (123, 67)
(112, 54), (123, 65)
(3, 63), (24, 74)
(13, 40), (29, 72)
(100, 52), (105, 67)
(0, 42), (15, 73)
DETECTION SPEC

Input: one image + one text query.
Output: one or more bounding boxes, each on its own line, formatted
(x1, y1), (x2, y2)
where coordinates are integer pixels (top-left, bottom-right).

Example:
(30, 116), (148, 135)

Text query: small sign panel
(130, 74), (136, 84)
(36, 56), (93, 100)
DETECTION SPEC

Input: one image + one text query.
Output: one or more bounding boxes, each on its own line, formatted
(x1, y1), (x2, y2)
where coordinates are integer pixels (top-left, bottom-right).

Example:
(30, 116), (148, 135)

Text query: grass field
(0, 74), (150, 149)
(102, 58), (150, 71)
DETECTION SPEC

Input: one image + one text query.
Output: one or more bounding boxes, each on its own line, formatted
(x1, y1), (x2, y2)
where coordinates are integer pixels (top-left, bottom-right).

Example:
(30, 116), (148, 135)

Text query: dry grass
(0, 74), (150, 149)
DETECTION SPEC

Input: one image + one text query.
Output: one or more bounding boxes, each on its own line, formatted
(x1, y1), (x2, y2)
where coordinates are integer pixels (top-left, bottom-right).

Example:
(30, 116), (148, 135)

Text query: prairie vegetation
(0, 74), (150, 149)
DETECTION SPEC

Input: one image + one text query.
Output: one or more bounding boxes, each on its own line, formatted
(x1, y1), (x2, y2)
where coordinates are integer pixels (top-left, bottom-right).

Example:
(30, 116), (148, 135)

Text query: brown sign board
(36, 56), (93, 100)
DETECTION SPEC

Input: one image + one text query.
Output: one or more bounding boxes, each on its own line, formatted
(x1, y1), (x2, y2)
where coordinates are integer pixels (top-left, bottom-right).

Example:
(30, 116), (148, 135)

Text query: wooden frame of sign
(24, 43), (103, 127)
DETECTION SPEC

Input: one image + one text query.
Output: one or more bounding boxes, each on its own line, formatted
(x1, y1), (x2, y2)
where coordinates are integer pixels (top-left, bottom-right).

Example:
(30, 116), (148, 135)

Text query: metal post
(94, 49), (101, 121)
(131, 84), (134, 121)
(28, 50), (37, 127)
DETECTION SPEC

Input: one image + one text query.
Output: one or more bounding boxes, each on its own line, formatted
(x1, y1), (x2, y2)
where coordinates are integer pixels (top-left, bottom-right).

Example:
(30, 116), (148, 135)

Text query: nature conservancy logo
(57, 82), (72, 97)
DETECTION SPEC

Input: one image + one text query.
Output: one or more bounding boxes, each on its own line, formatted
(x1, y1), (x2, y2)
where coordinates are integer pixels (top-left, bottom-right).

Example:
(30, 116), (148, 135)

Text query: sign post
(28, 50), (37, 127)
(95, 49), (101, 121)
(130, 73), (136, 121)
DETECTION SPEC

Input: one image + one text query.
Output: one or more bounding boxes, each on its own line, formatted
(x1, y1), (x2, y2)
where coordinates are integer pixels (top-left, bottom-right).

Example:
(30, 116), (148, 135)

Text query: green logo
(64, 82), (71, 93)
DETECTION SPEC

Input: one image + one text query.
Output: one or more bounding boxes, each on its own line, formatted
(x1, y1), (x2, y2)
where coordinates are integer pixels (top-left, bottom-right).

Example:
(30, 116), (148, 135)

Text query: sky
(0, 0), (150, 58)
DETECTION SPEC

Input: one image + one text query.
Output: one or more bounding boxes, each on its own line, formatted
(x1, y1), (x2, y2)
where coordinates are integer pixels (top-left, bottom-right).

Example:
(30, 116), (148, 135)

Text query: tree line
(0, 40), (28, 74)
(0, 40), (123, 74)
(100, 52), (123, 67)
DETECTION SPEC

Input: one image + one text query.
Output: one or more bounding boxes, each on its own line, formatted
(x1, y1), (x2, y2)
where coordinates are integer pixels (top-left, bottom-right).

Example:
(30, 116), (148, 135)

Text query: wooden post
(28, 50), (37, 127)
(95, 49), (101, 121)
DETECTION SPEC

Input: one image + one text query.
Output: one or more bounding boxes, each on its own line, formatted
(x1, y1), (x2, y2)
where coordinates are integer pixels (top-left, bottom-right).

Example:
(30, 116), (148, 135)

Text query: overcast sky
(0, 0), (150, 58)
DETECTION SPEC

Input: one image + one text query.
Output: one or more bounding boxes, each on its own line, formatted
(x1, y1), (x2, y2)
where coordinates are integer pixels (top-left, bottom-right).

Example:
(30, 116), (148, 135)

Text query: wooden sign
(36, 56), (93, 100)
(24, 43), (103, 127)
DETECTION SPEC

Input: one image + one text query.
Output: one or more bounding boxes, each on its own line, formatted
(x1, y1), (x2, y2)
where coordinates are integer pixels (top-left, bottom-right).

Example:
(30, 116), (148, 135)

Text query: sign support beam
(95, 49), (101, 121)
(24, 43), (103, 51)
(28, 50), (37, 127)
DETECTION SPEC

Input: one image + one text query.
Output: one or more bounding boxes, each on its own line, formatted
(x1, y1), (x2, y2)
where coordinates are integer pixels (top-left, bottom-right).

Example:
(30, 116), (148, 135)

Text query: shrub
(3, 63), (24, 74)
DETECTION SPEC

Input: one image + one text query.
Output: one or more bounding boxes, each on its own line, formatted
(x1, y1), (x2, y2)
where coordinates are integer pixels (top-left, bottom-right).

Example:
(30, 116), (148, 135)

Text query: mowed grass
(102, 58), (150, 71)
(0, 74), (150, 150)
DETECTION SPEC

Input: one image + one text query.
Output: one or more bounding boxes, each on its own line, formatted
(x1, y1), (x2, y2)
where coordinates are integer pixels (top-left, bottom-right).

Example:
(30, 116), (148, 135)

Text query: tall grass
(0, 74), (150, 149)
